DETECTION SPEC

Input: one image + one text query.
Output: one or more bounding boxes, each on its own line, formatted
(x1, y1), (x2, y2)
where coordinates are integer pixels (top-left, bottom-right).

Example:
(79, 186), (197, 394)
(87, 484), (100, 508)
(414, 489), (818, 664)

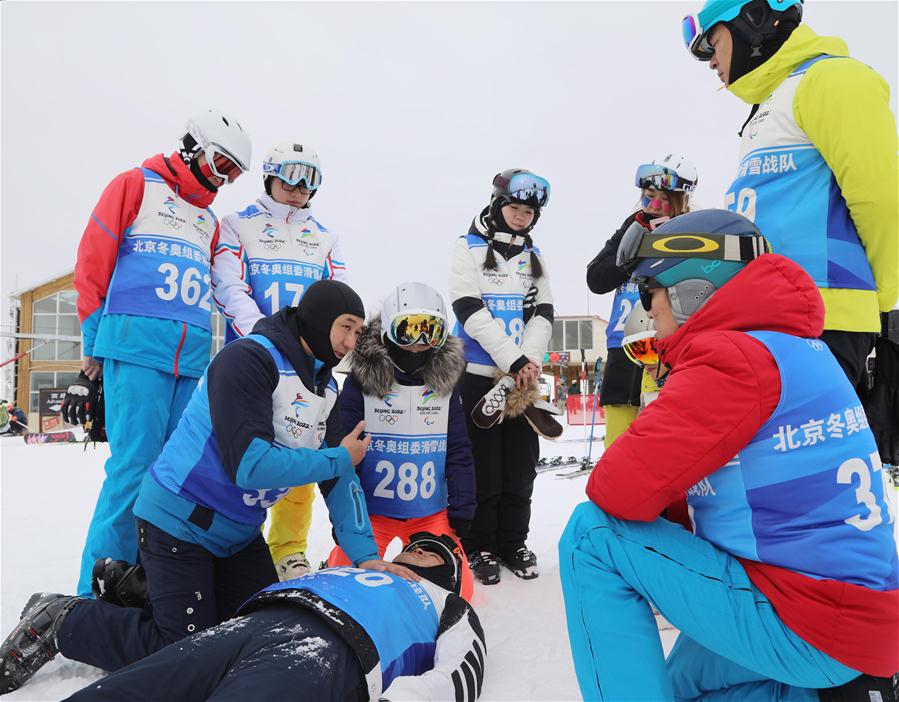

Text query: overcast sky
(2, 1), (897, 343)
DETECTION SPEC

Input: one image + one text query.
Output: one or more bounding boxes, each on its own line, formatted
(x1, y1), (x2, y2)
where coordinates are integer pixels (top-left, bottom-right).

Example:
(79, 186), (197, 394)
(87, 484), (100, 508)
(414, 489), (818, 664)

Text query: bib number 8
(374, 460), (437, 501)
(155, 263), (212, 310)
(494, 317), (526, 346)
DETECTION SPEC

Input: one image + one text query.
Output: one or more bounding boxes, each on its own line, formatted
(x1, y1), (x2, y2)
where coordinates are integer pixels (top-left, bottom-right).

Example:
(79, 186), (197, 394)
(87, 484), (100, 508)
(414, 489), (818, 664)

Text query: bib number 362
(155, 263), (212, 310)
(373, 460), (437, 501)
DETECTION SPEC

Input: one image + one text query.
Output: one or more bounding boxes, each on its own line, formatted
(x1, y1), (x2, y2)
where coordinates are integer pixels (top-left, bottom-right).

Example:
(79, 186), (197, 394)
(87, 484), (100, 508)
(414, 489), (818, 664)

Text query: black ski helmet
(488, 168), (551, 234)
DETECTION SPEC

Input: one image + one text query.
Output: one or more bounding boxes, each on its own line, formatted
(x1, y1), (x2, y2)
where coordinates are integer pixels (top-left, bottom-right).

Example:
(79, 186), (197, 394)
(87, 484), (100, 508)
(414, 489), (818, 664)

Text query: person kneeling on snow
(325, 282), (478, 600)
(0, 280), (417, 695)
(559, 210), (899, 701)
(62, 532), (486, 702)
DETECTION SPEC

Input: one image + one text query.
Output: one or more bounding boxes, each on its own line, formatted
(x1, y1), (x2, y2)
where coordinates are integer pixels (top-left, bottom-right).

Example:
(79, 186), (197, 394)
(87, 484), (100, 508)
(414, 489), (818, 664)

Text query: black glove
(449, 517), (472, 539)
(61, 371), (99, 426)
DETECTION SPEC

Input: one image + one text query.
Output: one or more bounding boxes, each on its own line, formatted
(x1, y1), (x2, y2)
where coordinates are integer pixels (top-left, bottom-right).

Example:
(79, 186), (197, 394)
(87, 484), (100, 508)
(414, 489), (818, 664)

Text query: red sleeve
(586, 332), (781, 521)
(74, 169), (145, 324)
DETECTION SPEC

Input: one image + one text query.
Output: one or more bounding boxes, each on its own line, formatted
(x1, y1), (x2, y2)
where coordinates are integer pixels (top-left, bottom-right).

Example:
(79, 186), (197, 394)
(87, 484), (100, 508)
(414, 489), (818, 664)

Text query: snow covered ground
(0, 425), (678, 701)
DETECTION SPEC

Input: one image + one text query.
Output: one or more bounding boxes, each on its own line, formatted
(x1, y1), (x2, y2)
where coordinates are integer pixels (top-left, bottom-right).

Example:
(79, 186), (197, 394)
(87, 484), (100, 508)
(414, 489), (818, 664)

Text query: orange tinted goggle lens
(211, 152), (243, 181)
(623, 338), (659, 366)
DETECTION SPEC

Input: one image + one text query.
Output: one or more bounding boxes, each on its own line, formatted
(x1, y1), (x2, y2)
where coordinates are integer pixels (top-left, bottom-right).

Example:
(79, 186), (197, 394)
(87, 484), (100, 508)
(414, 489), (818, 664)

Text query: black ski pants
(459, 372), (539, 556)
(820, 329), (877, 399)
(63, 606), (366, 702)
(57, 519), (277, 672)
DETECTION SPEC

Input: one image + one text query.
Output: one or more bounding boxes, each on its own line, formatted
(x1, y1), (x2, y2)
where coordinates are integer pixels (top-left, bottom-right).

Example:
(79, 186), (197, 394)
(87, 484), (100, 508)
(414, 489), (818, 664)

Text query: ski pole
(587, 358), (602, 462)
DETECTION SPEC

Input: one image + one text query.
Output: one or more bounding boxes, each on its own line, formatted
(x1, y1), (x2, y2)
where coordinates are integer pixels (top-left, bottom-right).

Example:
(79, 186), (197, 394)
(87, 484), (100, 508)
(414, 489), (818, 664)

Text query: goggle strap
(635, 233), (768, 263)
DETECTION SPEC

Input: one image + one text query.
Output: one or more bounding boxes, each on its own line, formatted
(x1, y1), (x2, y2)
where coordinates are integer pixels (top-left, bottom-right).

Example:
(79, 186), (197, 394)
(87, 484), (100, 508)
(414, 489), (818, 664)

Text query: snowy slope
(0, 428), (677, 701)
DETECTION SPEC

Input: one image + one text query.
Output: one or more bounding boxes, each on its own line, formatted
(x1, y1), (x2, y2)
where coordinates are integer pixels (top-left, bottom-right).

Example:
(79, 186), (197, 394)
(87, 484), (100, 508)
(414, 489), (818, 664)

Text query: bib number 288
(373, 460), (437, 501)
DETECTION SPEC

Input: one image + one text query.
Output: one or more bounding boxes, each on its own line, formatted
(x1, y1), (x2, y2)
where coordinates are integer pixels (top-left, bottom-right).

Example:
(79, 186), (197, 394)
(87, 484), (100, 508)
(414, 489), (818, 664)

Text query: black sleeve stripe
(452, 669), (466, 702)
(464, 650), (483, 696)
(452, 296), (485, 326)
(472, 638), (486, 681)
(461, 660), (477, 702)
(467, 607), (486, 647)
(534, 303), (554, 325)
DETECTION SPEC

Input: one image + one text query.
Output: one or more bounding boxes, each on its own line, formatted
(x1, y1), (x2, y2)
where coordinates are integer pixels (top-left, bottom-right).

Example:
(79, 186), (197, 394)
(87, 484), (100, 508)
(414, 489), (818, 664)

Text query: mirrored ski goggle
(262, 160), (322, 189)
(682, 13), (715, 60)
(204, 147), (246, 183)
(635, 164), (696, 193)
(622, 332), (660, 368)
(386, 311), (448, 348)
(494, 172), (551, 208)
(616, 222), (770, 273)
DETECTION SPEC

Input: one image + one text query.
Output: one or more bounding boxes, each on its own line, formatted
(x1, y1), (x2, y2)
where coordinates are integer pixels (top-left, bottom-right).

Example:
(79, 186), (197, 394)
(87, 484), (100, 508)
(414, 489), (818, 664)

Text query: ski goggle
(202, 147), (246, 184)
(616, 221), (770, 273)
(262, 160), (323, 190)
(622, 332), (660, 368)
(682, 13), (716, 60)
(385, 311), (448, 348)
(635, 164), (696, 193)
(494, 172), (551, 208)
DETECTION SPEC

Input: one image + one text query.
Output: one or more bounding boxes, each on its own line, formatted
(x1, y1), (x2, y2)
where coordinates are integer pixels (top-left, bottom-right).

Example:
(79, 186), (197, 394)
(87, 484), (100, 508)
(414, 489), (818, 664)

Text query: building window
(29, 370), (80, 412)
(31, 292), (81, 361)
(549, 319), (595, 352)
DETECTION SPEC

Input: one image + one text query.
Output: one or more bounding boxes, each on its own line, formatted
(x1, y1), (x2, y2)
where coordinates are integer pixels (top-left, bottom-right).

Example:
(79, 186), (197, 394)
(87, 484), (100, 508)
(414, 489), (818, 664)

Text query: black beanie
(401, 533), (462, 595)
(726, 5), (801, 84)
(295, 280), (365, 367)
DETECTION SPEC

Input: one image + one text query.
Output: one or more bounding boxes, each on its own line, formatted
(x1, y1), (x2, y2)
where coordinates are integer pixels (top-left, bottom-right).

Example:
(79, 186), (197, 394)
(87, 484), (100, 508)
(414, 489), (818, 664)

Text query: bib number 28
(373, 460), (437, 501)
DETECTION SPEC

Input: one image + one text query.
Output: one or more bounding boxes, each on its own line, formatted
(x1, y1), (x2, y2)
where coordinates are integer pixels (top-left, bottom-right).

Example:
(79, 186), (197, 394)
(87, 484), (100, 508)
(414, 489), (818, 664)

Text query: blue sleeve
(445, 389), (477, 521)
(338, 374), (365, 435)
(318, 474), (378, 564)
(207, 339), (353, 489)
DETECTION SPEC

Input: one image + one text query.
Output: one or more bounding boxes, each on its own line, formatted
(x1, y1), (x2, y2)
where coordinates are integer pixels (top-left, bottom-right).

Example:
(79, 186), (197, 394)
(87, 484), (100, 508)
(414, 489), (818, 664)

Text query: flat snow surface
(0, 426), (679, 701)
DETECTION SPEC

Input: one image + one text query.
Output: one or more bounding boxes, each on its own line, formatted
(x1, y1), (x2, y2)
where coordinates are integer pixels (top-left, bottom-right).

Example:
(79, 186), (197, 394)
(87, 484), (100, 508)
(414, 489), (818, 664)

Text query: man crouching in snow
(559, 210), (899, 701)
(59, 532), (484, 701)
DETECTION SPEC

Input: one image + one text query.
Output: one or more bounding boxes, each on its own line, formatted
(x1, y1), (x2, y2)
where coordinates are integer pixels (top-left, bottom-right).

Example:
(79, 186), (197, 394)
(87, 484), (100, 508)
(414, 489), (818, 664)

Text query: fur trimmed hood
(350, 318), (465, 399)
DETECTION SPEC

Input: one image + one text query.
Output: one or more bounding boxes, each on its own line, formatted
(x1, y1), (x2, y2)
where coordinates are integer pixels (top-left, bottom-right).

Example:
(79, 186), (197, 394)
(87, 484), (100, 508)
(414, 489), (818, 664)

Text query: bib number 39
(155, 263), (212, 310)
(373, 460), (437, 501)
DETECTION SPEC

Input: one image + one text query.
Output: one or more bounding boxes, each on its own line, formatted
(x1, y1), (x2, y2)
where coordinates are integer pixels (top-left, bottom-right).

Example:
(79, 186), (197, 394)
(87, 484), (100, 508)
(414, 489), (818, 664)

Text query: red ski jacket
(586, 254), (899, 676)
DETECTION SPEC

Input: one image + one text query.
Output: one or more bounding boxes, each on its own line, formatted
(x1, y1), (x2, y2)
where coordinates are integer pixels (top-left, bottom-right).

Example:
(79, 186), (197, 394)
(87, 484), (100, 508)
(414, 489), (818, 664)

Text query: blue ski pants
(559, 502), (860, 701)
(77, 360), (197, 595)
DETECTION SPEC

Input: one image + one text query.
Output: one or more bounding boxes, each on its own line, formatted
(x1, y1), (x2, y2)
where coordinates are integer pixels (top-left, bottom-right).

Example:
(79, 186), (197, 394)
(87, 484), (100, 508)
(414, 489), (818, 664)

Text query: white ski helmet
(182, 109), (252, 182)
(381, 282), (449, 348)
(262, 142), (323, 190)
(635, 154), (698, 193)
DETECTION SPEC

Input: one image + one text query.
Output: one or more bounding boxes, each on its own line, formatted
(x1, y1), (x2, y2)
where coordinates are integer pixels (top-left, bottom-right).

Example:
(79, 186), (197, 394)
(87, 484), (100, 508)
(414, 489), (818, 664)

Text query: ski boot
(0, 593), (80, 694)
(276, 553), (312, 581)
(817, 672), (898, 701)
(549, 456), (564, 467)
(468, 551), (501, 585)
(92, 557), (148, 608)
(500, 545), (539, 580)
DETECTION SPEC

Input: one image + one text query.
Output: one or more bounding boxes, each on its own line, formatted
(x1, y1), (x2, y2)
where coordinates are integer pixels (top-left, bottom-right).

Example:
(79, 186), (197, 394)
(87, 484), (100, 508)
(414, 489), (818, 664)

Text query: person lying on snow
(61, 532), (485, 702)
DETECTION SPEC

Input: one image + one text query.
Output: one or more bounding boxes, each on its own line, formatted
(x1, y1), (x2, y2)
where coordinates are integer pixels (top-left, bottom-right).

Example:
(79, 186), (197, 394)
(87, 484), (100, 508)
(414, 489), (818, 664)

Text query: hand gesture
(81, 356), (103, 382)
(357, 559), (421, 582)
(340, 421), (371, 466)
(515, 362), (541, 392)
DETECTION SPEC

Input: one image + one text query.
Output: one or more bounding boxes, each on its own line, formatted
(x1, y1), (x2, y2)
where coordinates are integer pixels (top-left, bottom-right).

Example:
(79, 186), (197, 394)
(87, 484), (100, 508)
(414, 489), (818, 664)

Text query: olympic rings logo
(286, 423), (304, 438)
(163, 218), (184, 230)
(378, 414), (398, 425)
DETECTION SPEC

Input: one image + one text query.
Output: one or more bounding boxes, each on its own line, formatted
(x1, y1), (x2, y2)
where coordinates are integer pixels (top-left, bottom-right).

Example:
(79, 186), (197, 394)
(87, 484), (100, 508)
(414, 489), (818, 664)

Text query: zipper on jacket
(173, 322), (187, 378)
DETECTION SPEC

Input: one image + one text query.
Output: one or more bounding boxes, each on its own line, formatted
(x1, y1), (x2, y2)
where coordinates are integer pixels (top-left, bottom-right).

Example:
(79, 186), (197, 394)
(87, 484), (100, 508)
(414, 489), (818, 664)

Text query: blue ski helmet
(619, 209), (770, 323)
(683, 0), (803, 60)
